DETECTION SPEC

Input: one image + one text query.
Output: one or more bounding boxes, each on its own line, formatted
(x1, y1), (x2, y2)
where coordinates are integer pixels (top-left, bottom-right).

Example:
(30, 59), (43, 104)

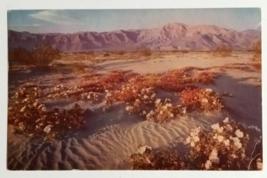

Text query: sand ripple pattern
(7, 110), (225, 170)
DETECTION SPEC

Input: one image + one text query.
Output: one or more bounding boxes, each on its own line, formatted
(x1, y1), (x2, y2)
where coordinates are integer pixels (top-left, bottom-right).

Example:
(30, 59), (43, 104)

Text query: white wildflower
(169, 113), (174, 118)
(43, 125), (53, 134)
(217, 135), (224, 142)
(233, 139), (242, 149)
(143, 95), (149, 99)
(257, 162), (263, 170)
(142, 110), (147, 115)
(211, 123), (220, 131)
(231, 154), (237, 159)
(182, 107), (187, 114)
(205, 160), (212, 170)
(22, 98), (28, 103)
(166, 103), (172, 107)
(192, 136), (200, 142)
(136, 145), (152, 154)
(209, 149), (220, 164)
(225, 124), (233, 131)
(256, 159), (263, 170)
(223, 139), (230, 147)
(213, 133), (218, 139)
(217, 127), (224, 133)
(41, 106), (47, 112)
(185, 137), (191, 144)
(205, 88), (213, 93)
(201, 98), (208, 103)
(235, 129), (244, 138)
(155, 99), (161, 104)
(223, 117), (229, 123)
(20, 106), (26, 112)
(190, 141), (195, 147)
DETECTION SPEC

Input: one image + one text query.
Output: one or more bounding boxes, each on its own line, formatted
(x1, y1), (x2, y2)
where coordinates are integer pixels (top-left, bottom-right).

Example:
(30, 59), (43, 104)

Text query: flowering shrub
(180, 88), (223, 112)
(8, 86), (88, 140)
(130, 145), (187, 170)
(145, 98), (183, 123)
(46, 84), (100, 101)
(194, 72), (218, 85)
(159, 69), (194, 92)
(129, 118), (262, 170)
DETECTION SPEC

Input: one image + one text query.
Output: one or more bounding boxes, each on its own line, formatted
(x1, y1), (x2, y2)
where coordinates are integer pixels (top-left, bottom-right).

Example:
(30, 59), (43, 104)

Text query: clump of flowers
(194, 72), (218, 85)
(159, 69), (194, 92)
(8, 85), (89, 140)
(130, 145), (187, 170)
(180, 88), (223, 112)
(184, 117), (256, 170)
(129, 118), (262, 170)
(145, 98), (182, 123)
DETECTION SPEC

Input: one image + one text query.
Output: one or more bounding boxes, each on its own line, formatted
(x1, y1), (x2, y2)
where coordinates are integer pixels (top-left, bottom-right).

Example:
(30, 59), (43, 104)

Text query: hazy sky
(8, 8), (261, 33)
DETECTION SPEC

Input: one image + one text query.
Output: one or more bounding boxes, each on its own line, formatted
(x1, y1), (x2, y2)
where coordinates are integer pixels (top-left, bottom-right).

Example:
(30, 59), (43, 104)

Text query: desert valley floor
(7, 51), (262, 170)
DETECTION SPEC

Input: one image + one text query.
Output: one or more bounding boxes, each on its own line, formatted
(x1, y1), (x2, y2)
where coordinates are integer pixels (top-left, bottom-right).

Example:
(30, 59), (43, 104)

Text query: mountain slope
(8, 23), (261, 52)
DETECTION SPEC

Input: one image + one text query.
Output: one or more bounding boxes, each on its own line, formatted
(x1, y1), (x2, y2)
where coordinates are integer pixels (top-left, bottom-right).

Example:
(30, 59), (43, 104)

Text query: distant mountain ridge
(8, 23), (261, 52)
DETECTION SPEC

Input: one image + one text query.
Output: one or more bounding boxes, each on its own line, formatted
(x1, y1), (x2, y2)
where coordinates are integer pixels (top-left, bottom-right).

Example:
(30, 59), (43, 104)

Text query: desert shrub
(159, 69), (195, 92)
(129, 118), (262, 170)
(71, 62), (87, 73)
(130, 145), (187, 170)
(99, 70), (127, 90)
(103, 53), (110, 57)
(140, 47), (152, 57)
(251, 40), (261, 61)
(9, 44), (60, 66)
(46, 83), (100, 101)
(9, 47), (32, 65)
(214, 43), (232, 57)
(8, 85), (88, 140)
(251, 63), (261, 70)
(115, 50), (126, 55)
(180, 88), (223, 112)
(184, 118), (261, 170)
(194, 72), (218, 84)
(145, 98), (183, 123)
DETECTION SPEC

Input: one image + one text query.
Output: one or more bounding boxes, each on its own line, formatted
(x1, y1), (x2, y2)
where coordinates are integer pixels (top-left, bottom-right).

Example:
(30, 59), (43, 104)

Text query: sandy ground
(7, 52), (262, 170)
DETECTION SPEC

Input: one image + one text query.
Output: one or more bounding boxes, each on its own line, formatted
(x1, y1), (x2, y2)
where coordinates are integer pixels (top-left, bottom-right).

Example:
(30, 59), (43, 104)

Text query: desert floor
(7, 51), (262, 170)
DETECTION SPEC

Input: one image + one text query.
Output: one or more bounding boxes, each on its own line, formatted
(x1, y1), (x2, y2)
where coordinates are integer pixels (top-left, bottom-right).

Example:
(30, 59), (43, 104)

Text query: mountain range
(8, 23), (261, 52)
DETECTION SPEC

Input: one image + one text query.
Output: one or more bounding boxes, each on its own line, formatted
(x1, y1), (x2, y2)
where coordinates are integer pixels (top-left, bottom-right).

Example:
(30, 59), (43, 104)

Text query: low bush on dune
(159, 69), (195, 92)
(180, 88), (223, 112)
(251, 40), (261, 62)
(194, 71), (218, 85)
(9, 44), (61, 66)
(140, 47), (152, 57)
(103, 53), (110, 57)
(115, 50), (126, 55)
(213, 43), (232, 57)
(8, 85), (89, 140)
(46, 84), (100, 101)
(251, 63), (261, 70)
(129, 118), (262, 170)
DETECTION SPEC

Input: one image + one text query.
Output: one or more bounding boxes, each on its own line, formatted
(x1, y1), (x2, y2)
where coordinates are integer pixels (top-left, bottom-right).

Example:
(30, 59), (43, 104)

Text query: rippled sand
(7, 52), (262, 170)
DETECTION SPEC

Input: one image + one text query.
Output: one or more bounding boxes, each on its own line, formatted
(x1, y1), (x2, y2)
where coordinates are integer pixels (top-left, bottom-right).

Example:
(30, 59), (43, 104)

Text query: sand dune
(7, 52), (262, 170)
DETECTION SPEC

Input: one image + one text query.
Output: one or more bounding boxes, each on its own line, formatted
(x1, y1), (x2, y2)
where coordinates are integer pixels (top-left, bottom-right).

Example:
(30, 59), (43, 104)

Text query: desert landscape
(7, 9), (262, 170)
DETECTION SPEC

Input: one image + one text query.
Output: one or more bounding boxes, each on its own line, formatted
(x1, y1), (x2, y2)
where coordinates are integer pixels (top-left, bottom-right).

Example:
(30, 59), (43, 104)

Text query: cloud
(9, 24), (41, 27)
(29, 10), (78, 25)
